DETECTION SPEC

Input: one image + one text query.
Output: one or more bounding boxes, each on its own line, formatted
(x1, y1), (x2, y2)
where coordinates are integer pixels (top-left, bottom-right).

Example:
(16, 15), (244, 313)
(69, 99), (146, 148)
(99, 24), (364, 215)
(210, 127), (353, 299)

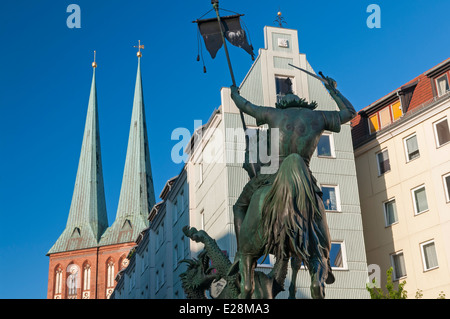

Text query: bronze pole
(212, 0), (256, 177)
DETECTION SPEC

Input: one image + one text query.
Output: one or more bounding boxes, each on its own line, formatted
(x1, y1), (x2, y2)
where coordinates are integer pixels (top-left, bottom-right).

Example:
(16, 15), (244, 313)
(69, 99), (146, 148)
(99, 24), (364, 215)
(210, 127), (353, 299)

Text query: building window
(67, 264), (79, 299)
(199, 163), (203, 185)
(376, 149), (391, 175)
(131, 270), (136, 289)
(173, 199), (178, 224)
(275, 76), (293, 103)
(390, 251), (407, 280)
(330, 242), (347, 269)
(420, 240), (439, 271)
(155, 270), (160, 291)
(54, 267), (63, 296)
(317, 132), (335, 158)
(106, 260), (115, 288)
(379, 107), (392, 129)
(180, 236), (186, 259)
(436, 74), (449, 97)
(156, 264), (165, 291)
(404, 134), (420, 162)
(412, 185), (429, 215)
(156, 223), (164, 249)
(383, 199), (398, 226)
(443, 173), (450, 202)
(369, 114), (379, 134)
(200, 209), (205, 230)
(83, 264), (91, 291)
(433, 117), (450, 148)
(391, 100), (403, 121)
(321, 185), (340, 212)
(180, 190), (185, 210)
(257, 254), (273, 268)
(174, 245), (179, 268)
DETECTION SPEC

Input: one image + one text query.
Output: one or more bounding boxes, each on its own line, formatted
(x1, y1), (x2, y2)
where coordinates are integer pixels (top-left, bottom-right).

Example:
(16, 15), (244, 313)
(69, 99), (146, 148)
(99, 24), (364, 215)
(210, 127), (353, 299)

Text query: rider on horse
(230, 76), (356, 297)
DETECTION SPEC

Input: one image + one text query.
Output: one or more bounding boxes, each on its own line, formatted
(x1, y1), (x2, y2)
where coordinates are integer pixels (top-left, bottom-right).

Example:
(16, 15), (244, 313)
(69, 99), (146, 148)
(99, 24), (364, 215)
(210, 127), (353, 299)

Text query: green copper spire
(100, 54), (156, 246)
(48, 65), (109, 254)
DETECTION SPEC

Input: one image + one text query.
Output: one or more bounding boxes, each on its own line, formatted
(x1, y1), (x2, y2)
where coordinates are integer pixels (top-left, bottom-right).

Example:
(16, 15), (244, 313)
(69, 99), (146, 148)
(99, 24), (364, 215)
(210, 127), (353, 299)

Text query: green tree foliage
(366, 267), (407, 299)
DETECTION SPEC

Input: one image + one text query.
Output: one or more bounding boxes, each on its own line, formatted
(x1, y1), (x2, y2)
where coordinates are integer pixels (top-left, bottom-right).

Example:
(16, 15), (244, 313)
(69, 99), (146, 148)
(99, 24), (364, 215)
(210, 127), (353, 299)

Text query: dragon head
(179, 250), (218, 299)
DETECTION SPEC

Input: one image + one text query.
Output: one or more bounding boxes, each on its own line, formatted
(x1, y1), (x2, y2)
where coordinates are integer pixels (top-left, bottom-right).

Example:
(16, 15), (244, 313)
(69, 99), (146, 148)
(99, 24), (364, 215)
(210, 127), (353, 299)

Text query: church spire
(100, 45), (155, 246)
(48, 57), (108, 254)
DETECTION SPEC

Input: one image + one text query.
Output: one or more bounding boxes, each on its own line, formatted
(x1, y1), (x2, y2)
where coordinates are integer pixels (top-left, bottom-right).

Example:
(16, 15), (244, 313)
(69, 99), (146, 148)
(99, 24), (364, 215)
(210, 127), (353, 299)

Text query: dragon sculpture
(180, 226), (289, 299)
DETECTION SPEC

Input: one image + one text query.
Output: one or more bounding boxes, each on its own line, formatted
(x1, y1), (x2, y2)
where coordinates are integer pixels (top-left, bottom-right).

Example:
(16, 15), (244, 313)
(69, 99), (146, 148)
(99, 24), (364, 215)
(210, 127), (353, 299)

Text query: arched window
(106, 260), (115, 288)
(83, 263), (91, 291)
(67, 263), (79, 299)
(54, 266), (63, 298)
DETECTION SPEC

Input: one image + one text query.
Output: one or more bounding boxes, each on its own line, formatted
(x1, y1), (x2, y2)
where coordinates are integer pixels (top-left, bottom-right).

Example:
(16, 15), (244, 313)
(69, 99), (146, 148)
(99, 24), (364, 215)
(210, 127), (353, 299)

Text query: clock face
(69, 265), (78, 275)
(122, 259), (129, 267)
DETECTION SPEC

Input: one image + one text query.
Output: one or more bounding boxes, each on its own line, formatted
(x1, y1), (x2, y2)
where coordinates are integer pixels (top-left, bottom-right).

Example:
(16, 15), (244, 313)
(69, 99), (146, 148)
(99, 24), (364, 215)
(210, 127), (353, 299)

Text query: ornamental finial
(134, 40), (144, 58)
(92, 50), (97, 68)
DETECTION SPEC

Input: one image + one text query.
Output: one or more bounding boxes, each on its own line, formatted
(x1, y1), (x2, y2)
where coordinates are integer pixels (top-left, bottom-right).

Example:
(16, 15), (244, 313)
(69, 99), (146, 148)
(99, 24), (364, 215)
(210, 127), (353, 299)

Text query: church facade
(46, 53), (155, 299)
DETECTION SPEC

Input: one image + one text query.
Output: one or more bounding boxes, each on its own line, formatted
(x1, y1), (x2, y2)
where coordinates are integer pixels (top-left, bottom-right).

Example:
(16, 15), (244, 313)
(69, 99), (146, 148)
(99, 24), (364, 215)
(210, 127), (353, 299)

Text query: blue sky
(0, 0), (449, 299)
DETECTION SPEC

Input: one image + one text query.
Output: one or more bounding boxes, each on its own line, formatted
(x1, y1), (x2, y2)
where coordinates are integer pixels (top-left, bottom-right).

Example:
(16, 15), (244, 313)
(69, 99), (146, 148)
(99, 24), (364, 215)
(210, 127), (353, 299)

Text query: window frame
(391, 100), (403, 121)
(368, 114), (380, 135)
(172, 199), (178, 224)
(257, 254), (274, 268)
(433, 117), (450, 148)
(320, 184), (341, 213)
(376, 149), (391, 176)
(411, 184), (429, 216)
(378, 106), (392, 129)
(317, 131), (336, 158)
(390, 250), (407, 281)
(443, 172), (450, 203)
(403, 133), (420, 163)
(383, 198), (399, 227)
(420, 240), (439, 272)
(329, 241), (348, 270)
(435, 73), (449, 97)
(274, 75), (295, 103)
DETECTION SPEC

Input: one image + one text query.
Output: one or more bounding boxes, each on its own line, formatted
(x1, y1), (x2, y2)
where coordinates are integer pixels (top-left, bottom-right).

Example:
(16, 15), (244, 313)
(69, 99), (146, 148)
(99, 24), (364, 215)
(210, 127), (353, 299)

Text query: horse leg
(288, 256), (301, 299)
(309, 255), (328, 299)
(239, 254), (256, 299)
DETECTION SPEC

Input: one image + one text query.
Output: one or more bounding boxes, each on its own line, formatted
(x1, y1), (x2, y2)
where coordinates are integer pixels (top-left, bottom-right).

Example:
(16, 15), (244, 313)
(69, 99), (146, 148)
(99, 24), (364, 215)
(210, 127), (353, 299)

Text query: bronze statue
(229, 76), (356, 299)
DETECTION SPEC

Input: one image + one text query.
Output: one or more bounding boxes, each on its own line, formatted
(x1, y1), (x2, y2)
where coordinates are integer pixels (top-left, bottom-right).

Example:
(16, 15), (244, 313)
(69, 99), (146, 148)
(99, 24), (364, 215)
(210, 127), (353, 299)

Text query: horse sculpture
(231, 153), (334, 299)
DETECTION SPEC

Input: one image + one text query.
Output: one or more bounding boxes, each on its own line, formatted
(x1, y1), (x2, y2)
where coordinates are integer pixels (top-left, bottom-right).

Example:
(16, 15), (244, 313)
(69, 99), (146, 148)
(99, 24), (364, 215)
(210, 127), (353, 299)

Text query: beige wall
(355, 98), (450, 298)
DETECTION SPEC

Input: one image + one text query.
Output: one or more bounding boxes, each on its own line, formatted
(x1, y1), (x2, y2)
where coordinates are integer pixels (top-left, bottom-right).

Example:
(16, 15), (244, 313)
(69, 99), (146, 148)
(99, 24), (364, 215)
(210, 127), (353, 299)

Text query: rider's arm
(324, 78), (356, 124)
(230, 86), (276, 125)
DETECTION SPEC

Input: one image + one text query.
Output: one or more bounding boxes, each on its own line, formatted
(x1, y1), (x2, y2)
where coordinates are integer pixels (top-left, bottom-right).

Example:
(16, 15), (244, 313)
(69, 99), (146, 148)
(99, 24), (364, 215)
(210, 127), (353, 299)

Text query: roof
(351, 58), (450, 147)
(48, 68), (109, 255)
(99, 57), (156, 247)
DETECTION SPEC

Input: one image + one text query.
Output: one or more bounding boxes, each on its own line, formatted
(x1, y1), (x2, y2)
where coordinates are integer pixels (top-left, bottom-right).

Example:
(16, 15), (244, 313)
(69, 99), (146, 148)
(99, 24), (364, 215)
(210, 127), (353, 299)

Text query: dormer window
(436, 74), (449, 97)
(275, 76), (294, 103)
(367, 99), (403, 135)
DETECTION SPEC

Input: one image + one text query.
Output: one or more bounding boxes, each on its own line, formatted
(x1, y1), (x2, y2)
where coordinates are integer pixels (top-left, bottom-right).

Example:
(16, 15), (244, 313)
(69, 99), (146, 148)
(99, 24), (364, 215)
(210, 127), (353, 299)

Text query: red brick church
(46, 50), (155, 299)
